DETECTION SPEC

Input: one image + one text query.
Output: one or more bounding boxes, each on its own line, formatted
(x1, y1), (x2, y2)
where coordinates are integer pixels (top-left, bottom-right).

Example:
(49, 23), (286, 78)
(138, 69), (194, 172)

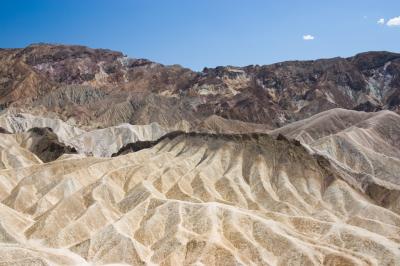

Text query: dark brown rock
(1, 44), (400, 128)
(21, 127), (77, 162)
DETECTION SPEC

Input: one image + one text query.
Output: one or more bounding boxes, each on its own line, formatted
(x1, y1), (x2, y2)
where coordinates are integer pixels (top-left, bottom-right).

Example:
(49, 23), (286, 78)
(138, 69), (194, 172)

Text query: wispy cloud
(303, 35), (315, 41)
(387, 16), (400, 27)
(377, 18), (385, 25)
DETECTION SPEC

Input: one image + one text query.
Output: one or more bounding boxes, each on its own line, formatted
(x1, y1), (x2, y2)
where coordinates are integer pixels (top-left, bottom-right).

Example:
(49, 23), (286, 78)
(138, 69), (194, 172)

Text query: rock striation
(0, 112), (170, 157)
(0, 44), (400, 128)
(1, 44), (400, 265)
(271, 108), (400, 187)
(0, 129), (399, 265)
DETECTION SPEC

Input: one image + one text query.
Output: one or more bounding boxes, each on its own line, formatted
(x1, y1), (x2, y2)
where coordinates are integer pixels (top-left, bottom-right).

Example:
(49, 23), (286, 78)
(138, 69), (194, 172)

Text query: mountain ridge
(1, 44), (400, 129)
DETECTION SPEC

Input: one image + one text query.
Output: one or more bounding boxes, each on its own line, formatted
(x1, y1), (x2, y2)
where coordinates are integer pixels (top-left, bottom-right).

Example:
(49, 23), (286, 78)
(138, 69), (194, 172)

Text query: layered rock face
(0, 44), (400, 265)
(1, 44), (400, 128)
(0, 112), (169, 157)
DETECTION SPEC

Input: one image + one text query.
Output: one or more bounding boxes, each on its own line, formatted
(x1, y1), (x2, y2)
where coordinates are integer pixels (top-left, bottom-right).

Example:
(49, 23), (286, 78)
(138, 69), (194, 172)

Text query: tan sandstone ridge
(0, 115), (400, 265)
(271, 108), (400, 188)
(0, 111), (170, 157)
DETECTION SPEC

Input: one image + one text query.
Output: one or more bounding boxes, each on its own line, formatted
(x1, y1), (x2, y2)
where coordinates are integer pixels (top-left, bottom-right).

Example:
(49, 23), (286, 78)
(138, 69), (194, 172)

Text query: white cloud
(387, 16), (400, 26)
(377, 18), (385, 24)
(303, 35), (315, 41)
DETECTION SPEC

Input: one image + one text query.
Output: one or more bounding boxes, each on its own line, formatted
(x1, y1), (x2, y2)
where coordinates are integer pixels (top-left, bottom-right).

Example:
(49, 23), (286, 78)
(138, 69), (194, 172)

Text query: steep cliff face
(1, 44), (399, 128)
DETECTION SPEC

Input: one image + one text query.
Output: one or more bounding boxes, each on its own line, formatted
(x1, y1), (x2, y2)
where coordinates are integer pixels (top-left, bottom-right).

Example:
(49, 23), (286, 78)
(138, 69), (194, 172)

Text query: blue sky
(1, 0), (400, 70)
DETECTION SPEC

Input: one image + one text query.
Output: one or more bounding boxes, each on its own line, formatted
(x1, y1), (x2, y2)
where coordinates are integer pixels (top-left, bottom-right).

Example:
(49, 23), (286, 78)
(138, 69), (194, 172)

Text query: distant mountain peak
(0, 44), (399, 129)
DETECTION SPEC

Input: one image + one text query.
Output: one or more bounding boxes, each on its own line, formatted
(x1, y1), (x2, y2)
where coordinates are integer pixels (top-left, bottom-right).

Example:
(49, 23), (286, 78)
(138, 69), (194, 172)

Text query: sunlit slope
(272, 108), (400, 187)
(0, 132), (399, 265)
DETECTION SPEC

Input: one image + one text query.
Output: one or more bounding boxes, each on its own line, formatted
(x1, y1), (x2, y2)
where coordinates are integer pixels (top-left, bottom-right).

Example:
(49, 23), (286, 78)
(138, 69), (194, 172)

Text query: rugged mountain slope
(0, 132), (399, 265)
(1, 44), (400, 128)
(0, 112), (170, 157)
(271, 108), (400, 187)
(270, 108), (377, 143)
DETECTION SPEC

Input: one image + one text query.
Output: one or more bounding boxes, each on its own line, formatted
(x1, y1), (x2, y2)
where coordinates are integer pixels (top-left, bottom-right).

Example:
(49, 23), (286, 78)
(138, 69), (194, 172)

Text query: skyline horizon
(4, 41), (400, 71)
(2, 0), (400, 71)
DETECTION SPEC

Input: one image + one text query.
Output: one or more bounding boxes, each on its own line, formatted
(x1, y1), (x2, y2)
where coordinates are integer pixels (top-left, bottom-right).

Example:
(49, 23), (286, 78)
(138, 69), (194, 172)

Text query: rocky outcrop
(16, 127), (77, 162)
